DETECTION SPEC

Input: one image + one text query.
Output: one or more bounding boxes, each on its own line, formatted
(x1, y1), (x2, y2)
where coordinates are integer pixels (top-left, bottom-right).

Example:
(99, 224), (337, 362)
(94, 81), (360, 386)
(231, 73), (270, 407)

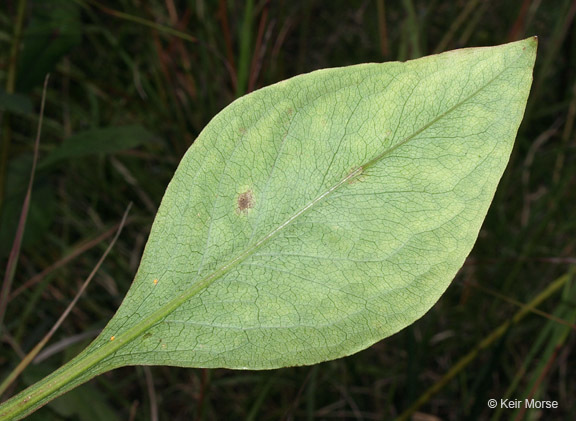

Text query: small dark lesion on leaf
(237, 189), (255, 213)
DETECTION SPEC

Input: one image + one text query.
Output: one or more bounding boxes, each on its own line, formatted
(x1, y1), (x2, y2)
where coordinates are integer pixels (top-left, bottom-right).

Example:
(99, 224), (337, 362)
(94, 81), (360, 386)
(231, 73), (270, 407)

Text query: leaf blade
(95, 38), (537, 370)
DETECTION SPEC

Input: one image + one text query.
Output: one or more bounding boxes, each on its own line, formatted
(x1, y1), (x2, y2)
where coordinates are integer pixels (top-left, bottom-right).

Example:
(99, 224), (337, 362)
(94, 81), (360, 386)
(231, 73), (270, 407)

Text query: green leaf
(99, 37), (536, 369)
(0, 156), (57, 258)
(16, 0), (82, 92)
(0, 38), (536, 420)
(0, 91), (33, 114)
(40, 125), (157, 168)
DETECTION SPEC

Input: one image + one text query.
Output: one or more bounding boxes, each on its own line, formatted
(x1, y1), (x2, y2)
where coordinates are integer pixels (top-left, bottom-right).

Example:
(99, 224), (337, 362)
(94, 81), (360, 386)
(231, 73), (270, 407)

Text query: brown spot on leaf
(237, 189), (254, 212)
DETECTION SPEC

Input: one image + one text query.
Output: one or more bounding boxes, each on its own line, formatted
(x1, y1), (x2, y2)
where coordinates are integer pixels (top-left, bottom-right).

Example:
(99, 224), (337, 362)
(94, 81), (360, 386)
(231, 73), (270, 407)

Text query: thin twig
(0, 203), (132, 397)
(10, 222), (127, 300)
(464, 280), (576, 330)
(247, 0), (270, 93)
(514, 345), (561, 421)
(0, 75), (49, 331)
(33, 330), (101, 364)
(77, 0), (197, 43)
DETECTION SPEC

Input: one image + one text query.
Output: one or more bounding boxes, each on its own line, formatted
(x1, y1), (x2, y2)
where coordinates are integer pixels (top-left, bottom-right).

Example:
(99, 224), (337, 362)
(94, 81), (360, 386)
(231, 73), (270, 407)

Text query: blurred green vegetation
(0, 0), (575, 420)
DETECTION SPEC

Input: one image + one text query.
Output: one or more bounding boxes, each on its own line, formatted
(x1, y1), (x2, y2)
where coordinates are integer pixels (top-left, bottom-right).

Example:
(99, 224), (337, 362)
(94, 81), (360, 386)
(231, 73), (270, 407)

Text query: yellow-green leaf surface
(0, 38), (536, 420)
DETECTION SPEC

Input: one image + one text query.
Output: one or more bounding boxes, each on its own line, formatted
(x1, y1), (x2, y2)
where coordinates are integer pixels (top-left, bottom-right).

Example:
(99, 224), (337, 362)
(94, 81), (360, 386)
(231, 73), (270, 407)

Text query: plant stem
(0, 74), (47, 331)
(0, 335), (121, 420)
(395, 270), (574, 421)
(235, 0), (254, 97)
(74, 0), (197, 44)
(0, 0), (27, 213)
(0, 203), (131, 396)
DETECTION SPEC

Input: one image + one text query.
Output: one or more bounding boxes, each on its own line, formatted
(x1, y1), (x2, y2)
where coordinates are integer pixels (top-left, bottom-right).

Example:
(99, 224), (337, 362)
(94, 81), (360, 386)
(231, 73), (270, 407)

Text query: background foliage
(0, 0), (574, 420)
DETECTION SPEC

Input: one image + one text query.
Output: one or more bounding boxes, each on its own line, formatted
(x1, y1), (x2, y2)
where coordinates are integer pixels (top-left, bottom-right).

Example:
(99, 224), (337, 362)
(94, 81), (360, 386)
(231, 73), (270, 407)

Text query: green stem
(0, 73), (48, 331)
(0, 338), (121, 420)
(0, 262), (230, 420)
(0, 0), (27, 212)
(0, 202), (130, 397)
(395, 270), (574, 421)
(235, 0), (254, 97)
(73, 0), (197, 43)
(6, 0), (26, 93)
